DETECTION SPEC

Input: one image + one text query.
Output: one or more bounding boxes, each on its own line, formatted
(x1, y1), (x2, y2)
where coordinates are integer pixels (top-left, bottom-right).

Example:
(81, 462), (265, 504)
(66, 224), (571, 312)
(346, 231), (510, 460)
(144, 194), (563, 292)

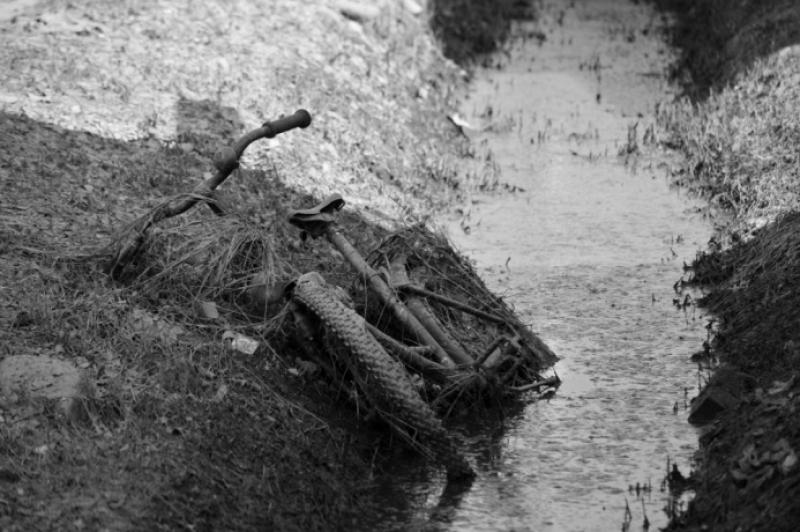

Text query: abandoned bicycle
(105, 109), (557, 481)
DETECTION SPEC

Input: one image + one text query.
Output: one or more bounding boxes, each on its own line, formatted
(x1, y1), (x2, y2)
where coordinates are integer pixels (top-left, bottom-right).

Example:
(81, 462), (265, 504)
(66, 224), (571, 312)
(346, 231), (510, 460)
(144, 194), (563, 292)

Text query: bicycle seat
(288, 193), (345, 237)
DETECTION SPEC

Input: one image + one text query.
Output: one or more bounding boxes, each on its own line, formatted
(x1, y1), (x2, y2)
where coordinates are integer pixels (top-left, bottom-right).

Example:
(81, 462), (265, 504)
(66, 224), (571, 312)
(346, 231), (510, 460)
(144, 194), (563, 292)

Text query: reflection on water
(370, 1), (711, 531)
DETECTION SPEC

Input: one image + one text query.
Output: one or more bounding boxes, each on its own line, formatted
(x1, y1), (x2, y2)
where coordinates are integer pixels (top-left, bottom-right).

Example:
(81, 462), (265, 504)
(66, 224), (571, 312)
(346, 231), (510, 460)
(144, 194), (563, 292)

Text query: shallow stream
(371, 1), (712, 531)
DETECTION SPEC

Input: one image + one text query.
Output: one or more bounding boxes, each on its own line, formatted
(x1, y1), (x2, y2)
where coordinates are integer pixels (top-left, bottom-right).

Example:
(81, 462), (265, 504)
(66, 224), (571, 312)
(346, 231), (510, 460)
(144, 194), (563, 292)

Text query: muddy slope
(656, 1), (800, 530)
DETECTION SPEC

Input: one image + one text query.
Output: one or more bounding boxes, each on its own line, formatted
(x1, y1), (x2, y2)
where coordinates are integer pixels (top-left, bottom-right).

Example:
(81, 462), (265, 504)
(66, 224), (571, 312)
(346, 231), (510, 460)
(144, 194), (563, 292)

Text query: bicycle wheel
(289, 272), (474, 481)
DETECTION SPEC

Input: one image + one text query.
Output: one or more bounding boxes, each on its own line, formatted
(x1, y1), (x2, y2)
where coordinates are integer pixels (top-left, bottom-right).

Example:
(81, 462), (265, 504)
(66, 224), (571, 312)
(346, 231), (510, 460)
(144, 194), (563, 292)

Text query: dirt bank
(655, 0), (800, 530)
(0, 1), (529, 530)
(654, 0), (800, 98)
(428, 0), (535, 66)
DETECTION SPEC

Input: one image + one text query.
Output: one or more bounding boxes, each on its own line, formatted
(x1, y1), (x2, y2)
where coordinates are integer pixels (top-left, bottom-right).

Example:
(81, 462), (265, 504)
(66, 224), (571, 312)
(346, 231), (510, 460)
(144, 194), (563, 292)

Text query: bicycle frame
(289, 195), (476, 368)
(288, 195), (559, 395)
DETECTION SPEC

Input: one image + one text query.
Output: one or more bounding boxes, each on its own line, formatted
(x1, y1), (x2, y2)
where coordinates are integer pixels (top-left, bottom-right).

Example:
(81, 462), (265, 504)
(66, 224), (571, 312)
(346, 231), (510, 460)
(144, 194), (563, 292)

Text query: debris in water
(640, 498), (650, 530)
(622, 497), (632, 531)
(447, 113), (475, 136)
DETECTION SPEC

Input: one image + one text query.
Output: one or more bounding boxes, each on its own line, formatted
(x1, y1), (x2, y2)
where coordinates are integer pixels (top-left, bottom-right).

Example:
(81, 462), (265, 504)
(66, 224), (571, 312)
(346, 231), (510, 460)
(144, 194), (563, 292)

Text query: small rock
(336, 1), (381, 22)
(0, 355), (84, 421)
(688, 385), (738, 425)
(448, 113), (473, 130)
(781, 449), (798, 474)
(372, 165), (393, 182)
(403, 0), (423, 15)
(222, 331), (259, 355)
(197, 300), (220, 320)
(212, 383), (229, 403)
(0, 92), (21, 104)
(33, 444), (49, 456)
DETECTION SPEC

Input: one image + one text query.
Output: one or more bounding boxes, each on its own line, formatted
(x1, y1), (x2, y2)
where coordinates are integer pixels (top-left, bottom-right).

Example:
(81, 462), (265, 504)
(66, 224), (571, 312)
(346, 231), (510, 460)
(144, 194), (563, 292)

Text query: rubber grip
(213, 109), (313, 173)
(262, 109), (311, 137)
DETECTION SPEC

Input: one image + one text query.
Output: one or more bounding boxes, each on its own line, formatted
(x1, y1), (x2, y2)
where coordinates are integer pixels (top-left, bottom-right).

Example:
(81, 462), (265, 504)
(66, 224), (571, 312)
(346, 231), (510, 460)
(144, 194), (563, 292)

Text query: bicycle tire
(290, 272), (474, 481)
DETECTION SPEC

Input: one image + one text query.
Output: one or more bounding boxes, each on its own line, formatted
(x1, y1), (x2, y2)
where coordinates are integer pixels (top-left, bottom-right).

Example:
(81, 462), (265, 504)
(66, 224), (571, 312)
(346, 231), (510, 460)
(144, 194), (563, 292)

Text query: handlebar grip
(214, 109), (312, 174)
(262, 109), (311, 137)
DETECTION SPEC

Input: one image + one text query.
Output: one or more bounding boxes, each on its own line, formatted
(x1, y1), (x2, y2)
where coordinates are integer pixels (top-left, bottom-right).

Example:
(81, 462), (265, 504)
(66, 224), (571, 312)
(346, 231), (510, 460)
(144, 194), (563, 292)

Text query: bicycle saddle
(288, 193), (345, 237)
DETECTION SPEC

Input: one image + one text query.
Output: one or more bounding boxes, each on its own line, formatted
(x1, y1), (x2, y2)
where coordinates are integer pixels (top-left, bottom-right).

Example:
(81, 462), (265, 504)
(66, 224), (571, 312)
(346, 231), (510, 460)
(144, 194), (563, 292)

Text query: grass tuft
(658, 45), (800, 236)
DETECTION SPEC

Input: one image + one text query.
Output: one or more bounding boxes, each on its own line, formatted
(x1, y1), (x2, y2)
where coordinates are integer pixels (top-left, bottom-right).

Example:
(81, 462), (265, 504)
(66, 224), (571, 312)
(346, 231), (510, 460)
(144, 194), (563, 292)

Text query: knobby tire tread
(291, 272), (473, 480)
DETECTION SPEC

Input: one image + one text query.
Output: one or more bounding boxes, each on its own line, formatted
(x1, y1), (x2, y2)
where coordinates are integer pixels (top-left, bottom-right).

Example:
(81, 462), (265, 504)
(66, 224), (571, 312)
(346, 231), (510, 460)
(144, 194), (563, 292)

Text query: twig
(475, 336), (507, 367)
(507, 375), (561, 393)
(642, 498), (649, 530)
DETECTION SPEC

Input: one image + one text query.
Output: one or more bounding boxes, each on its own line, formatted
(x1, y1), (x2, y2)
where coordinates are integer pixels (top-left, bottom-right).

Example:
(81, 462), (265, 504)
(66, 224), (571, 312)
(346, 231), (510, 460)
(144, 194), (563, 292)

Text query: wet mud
(368, 1), (713, 530)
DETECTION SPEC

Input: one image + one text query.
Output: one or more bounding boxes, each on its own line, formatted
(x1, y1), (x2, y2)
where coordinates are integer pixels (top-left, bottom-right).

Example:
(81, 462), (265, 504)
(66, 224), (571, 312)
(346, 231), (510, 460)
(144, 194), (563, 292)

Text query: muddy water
(371, 1), (711, 531)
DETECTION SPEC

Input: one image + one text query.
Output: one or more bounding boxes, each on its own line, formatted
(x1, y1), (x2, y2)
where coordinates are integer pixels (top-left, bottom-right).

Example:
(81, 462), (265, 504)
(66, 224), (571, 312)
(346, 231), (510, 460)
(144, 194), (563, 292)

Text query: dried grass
(136, 214), (292, 300)
(659, 45), (800, 235)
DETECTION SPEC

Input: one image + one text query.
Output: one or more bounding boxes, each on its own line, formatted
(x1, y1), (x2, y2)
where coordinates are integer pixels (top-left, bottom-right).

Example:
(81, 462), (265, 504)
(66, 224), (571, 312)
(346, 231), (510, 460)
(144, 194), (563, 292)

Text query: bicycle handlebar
(262, 109), (312, 136)
(108, 108), (311, 278)
(213, 109), (311, 176)
(147, 109), (312, 225)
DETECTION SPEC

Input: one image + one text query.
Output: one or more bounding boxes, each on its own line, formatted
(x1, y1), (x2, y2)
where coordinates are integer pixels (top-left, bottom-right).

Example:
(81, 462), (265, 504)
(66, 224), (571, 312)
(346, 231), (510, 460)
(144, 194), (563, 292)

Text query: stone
(336, 1), (382, 22)
(403, 0), (423, 16)
(0, 354), (85, 421)
(688, 384), (739, 425)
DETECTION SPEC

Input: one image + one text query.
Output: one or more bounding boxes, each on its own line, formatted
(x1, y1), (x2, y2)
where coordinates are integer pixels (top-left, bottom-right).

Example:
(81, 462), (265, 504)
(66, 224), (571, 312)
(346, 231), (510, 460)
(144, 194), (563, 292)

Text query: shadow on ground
(0, 108), (401, 531)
